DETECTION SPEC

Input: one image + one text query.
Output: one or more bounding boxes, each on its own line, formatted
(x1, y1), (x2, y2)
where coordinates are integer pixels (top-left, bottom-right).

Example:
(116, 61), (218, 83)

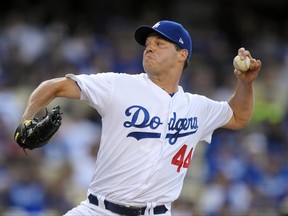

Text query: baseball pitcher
(14, 20), (261, 216)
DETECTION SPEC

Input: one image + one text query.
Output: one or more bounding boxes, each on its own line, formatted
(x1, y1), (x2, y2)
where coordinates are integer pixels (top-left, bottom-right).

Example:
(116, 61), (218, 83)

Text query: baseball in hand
(233, 55), (250, 72)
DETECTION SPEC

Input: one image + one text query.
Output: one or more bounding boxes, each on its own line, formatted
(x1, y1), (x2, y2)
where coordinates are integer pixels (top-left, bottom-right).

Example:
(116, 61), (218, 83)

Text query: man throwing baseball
(15, 20), (261, 216)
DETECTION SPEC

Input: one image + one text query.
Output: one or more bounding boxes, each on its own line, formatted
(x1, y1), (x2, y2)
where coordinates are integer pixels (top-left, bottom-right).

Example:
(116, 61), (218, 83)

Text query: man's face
(143, 35), (180, 75)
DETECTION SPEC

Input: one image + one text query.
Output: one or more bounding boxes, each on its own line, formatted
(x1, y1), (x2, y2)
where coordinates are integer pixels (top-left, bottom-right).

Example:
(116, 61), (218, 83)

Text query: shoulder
(183, 91), (210, 103)
(91, 72), (146, 80)
(106, 73), (148, 86)
(182, 91), (230, 109)
(111, 72), (147, 80)
(67, 72), (146, 82)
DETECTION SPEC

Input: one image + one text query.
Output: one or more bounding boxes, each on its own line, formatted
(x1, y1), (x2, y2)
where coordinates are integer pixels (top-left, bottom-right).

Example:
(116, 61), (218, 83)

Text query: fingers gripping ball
(14, 106), (62, 153)
(233, 55), (251, 72)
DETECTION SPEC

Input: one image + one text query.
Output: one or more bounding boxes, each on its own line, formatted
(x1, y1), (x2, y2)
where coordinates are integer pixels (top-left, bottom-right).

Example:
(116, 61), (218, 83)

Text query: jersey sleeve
(200, 97), (233, 143)
(65, 73), (115, 116)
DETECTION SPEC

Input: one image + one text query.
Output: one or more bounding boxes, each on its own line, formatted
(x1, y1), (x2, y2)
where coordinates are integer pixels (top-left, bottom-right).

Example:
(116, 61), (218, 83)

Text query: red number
(171, 144), (193, 172)
(183, 146), (193, 169)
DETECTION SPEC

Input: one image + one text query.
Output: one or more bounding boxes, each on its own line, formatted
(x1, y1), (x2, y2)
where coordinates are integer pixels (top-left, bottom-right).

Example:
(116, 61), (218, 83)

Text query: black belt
(88, 194), (168, 216)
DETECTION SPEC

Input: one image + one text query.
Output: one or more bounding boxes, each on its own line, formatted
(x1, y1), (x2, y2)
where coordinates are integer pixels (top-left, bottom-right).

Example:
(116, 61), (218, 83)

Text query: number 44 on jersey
(171, 144), (193, 172)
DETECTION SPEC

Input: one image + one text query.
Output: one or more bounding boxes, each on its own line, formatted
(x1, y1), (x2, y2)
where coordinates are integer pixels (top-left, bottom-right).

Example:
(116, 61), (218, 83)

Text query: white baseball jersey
(66, 72), (233, 207)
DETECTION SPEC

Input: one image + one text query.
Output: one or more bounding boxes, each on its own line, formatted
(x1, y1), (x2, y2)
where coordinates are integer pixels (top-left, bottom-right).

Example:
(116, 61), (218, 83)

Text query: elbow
(232, 120), (250, 130)
(224, 114), (252, 130)
(39, 78), (64, 97)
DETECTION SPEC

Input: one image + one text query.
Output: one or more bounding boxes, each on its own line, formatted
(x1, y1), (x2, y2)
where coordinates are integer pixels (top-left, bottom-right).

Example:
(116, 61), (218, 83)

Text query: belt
(88, 194), (168, 216)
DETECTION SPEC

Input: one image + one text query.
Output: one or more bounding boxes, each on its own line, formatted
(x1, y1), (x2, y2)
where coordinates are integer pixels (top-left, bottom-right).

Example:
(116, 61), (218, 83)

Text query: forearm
(223, 47), (261, 130)
(228, 80), (254, 129)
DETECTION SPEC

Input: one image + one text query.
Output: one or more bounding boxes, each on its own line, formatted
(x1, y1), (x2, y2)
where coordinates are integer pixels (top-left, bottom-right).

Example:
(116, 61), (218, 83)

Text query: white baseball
(233, 55), (250, 72)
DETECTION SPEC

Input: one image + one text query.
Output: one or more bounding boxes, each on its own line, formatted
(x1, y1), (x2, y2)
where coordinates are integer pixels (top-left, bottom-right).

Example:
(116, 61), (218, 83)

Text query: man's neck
(148, 74), (179, 94)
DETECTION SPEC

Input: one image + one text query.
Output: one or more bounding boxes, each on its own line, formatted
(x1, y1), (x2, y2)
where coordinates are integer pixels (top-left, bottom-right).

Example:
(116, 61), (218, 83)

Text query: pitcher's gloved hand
(14, 106), (62, 153)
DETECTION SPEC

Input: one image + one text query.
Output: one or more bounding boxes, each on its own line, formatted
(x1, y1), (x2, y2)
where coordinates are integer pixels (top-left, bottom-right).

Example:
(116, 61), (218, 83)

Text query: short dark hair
(174, 43), (189, 70)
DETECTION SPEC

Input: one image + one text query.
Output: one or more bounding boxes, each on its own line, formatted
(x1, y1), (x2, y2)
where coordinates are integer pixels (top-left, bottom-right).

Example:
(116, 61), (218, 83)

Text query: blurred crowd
(1, 1), (288, 216)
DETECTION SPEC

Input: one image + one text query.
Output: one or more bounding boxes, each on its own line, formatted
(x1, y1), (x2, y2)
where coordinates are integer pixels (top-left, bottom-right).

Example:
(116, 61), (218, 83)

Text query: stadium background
(0, 0), (288, 215)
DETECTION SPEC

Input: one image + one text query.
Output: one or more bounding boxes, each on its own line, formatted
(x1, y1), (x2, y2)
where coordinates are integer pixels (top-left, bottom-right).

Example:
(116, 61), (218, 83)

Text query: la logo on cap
(153, 22), (160, 28)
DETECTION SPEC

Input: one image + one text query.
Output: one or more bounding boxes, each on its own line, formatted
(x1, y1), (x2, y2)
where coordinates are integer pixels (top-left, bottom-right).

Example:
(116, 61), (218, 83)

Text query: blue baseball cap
(134, 20), (192, 60)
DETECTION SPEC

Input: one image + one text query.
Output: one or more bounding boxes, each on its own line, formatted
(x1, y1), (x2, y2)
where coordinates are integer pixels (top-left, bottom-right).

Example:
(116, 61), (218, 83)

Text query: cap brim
(134, 25), (176, 47)
(134, 26), (156, 46)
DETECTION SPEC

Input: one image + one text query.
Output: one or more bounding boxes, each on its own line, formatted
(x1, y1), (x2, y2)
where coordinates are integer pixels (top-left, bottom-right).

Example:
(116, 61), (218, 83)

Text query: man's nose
(145, 44), (153, 53)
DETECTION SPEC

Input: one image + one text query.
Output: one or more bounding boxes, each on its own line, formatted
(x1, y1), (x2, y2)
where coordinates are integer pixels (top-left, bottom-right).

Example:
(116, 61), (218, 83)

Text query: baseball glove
(14, 106), (62, 153)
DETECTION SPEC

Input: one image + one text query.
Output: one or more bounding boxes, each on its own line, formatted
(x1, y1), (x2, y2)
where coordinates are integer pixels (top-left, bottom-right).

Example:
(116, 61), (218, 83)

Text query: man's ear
(178, 49), (188, 62)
